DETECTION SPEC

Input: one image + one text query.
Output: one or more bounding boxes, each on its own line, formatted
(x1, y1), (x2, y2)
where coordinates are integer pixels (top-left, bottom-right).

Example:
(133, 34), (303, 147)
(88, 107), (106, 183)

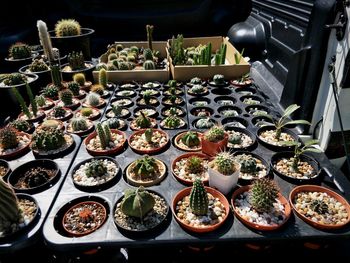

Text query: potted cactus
(46, 106), (73, 122)
(30, 127), (75, 157)
(201, 126), (228, 156)
(90, 84), (110, 99)
(209, 74), (228, 87)
(83, 93), (106, 109)
(161, 106), (185, 117)
(160, 115), (186, 129)
(186, 77), (206, 87)
(271, 140), (321, 182)
(136, 91), (159, 106)
(67, 117), (94, 136)
(35, 94), (55, 111)
(225, 127), (256, 150)
(49, 19), (94, 60)
(233, 152), (270, 181)
(257, 104), (310, 150)
(73, 73), (92, 91)
(187, 84), (208, 96)
(172, 153), (210, 185)
(106, 105), (130, 119)
(57, 89), (81, 110)
(0, 178), (39, 238)
(5, 42), (37, 71)
(231, 178), (291, 231)
(61, 51), (95, 81)
(128, 128), (169, 154)
(84, 123), (126, 156)
(8, 119), (34, 134)
(208, 152), (241, 195)
(0, 126), (31, 159)
(114, 186), (168, 232)
(130, 112), (157, 131)
(72, 157), (120, 191)
(67, 81), (86, 100)
(101, 118), (127, 131)
(75, 107), (101, 121)
(19, 59), (51, 88)
(36, 119), (65, 132)
(194, 118), (216, 129)
(231, 73), (253, 87)
(174, 130), (202, 152)
(126, 155), (167, 186)
(172, 178), (230, 233)
(162, 95), (184, 106)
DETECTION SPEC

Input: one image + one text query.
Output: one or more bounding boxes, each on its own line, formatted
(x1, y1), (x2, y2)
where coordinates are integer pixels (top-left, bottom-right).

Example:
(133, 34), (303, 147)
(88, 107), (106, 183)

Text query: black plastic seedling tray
(43, 76), (350, 253)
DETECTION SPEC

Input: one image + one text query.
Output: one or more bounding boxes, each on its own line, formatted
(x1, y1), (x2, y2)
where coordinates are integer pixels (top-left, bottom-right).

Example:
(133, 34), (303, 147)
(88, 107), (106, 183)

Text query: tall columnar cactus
(99, 68), (107, 88)
(143, 48), (153, 61)
(9, 42), (31, 59)
(136, 112), (152, 128)
(146, 25), (154, 51)
(121, 186), (155, 220)
(73, 73), (86, 86)
(26, 84), (38, 117)
(143, 60), (156, 70)
(32, 127), (66, 151)
(204, 126), (225, 142)
(60, 89), (73, 106)
(11, 87), (32, 119)
(249, 178), (279, 213)
(37, 20), (55, 62)
(144, 128), (153, 143)
(50, 64), (62, 87)
(86, 159), (107, 178)
(181, 131), (200, 147)
(55, 19), (81, 37)
(0, 126), (19, 150)
(189, 178), (209, 216)
(132, 155), (157, 179)
(213, 152), (237, 175)
(96, 123), (108, 149)
(71, 117), (88, 131)
(68, 51), (85, 70)
(103, 124), (112, 143)
(0, 178), (21, 225)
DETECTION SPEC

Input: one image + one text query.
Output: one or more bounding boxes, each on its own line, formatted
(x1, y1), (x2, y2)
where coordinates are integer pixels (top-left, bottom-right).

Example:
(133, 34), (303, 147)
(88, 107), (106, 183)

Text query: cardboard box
(166, 36), (250, 81)
(93, 41), (169, 83)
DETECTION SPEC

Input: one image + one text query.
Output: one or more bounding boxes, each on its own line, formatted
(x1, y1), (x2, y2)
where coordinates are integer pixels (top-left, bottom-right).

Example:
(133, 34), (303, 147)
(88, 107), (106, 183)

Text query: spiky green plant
(91, 85), (105, 95)
(0, 178), (21, 229)
(86, 159), (107, 178)
(73, 73), (86, 86)
(213, 74), (225, 85)
(121, 186), (155, 220)
(104, 118), (123, 129)
(262, 104), (311, 140)
(190, 77), (202, 85)
(0, 127), (19, 150)
(234, 48), (244, 64)
(164, 115), (181, 128)
(143, 60), (156, 70)
(96, 123), (111, 149)
(190, 85), (205, 94)
(170, 34), (186, 65)
(68, 82), (80, 96)
(59, 89), (73, 106)
(181, 131), (200, 147)
(9, 42), (31, 59)
(42, 84), (59, 99)
(52, 106), (66, 118)
(229, 133), (242, 145)
(40, 119), (61, 129)
(143, 48), (153, 61)
(103, 124), (112, 143)
(204, 126), (225, 142)
(71, 117), (88, 131)
(249, 178), (279, 213)
(111, 105), (122, 117)
(68, 51), (85, 70)
(50, 64), (62, 87)
(99, 68), (107, 88)
(9, 119), (31, 132)
(86, 93), (100, 107)
(32, 127), (66, 151)
(132, 155), (157, 179)
(146, 24), (154, 51)
(189, 178), (209, 216)
(135, 112), (152, 128)
(2, 73), (27, 86)
(35, 95), (46, 107)
(80, 107), (93, 117)
(55, 19), (81, 37)
(29, 59), (49, 72)
(196, 118), (215, 129)
(11, 87), (32, 119)
(236, 154), (258, 174)
(144, 128), (153, 143)
(186, 156), (204, 174)
(212, 152), (237, 175)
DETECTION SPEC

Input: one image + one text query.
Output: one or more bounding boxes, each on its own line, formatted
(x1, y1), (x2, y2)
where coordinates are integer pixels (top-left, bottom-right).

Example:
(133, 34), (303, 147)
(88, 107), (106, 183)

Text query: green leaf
(283, 119), (311, 126)
(304, 139), (319, 146)
(303, 148), (323, 153)
(281, 104), (300, 119)
(280, 141), (299, 147)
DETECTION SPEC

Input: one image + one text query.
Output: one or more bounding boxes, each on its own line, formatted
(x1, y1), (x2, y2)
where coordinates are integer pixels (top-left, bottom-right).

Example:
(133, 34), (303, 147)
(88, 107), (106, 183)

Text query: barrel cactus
(186, 156), (204, 174)
(121, 186), (155, 220)
(143, 60), (156, 70)
(144, 128), (153, 143)
(104, 118), (123, 129)
(55, 19), (81, 37)
(9, 42), (31, 59)
(68, 82), (81, 96)
(118, 61), (129, 70)
(212, 152), (237, 175)
(52, 106), (67, 118)
(132, 155), (157, 179)
(237, 154), (258, 174)
(86, 93), (101, 107)
(42, 84), (59, 99)
(29, 59), (49, 72)
(190, 77), (202, 85)
(0, 126), (19, 150)
(181, 131), (200, 147)
(135, 112), (152, 128)
(108, 53), (118, 62)
(143, 48), (153, 61)
(249, 178), (279, 213)
(189, 85), (205, 94)
(0, 178), (21, 229)
(229, 133), (242, 145)
(80, 107), (93, 117)
(59, 89), (74, 106)
(9, 119), (31, 132)
(32, 127), (66, 151)
(204, 126), (225, 142)
(96, 123), (112, 149)
(196, 118), (215, 129)
(71, 117), (88, 131)
(40, 119), (61, 130)
(73, 73), (86, 86)
(86, 159), (107, 178)
(189, 178), (209, 216)
(213, 74), (225, 85)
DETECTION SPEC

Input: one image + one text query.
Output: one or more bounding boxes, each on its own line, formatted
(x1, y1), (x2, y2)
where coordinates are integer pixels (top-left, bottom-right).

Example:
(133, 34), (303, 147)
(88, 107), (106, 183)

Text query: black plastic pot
(271, 151), (321, 184)
(19, 65), (51, 91)
(49, 28), (95, 60)
(4, 53), (38, 72)
(224, 126), (257, 151)
(60, 62), (95, 82)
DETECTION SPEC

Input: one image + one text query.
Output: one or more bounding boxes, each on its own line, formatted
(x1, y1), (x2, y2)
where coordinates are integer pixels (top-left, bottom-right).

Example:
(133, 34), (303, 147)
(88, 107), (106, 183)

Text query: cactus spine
(189, 178), (209, 216)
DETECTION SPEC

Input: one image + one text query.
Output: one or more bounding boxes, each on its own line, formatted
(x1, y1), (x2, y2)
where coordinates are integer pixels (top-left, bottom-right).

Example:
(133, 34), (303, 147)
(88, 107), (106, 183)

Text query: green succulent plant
(310, 199), (329, 215)
(143, 60), (156, 70)
(68, 51), (85, 70)
(42, 84), (59, 99)
(9, 42), (31, 59)
(73, 73), (86, 86)
(55, 19), (81, 37)
(132, 155), (158, 179)
(86, 93), (101, 107)
(249, 178), (279, 213)
(32, 127), (66, 151)
(71, 117), (88, 131)
(80, 107), (93, 117)
(135, 112), (152, 128)
(236, 154), (258, 174)
(181, 131), (200, 147)
(9, 119), (31, 132)
(2, 73), (27, 86)
(0, 178), (21, 229)
(59, 89), (74, 106)
(189, 178), (209, 216)
(0, 126), (19, 150)
(144, 128), (153, 143)
(52, 106), (67, 118)
(29, 59), (49, 72)
(211, 152), (237, 175)
(204, 126), (225, 142)
(164, 115), (181, 129)
(68, 82), (81, 96)
(86, 159), (108, 178)
(186, 156), (204, 174)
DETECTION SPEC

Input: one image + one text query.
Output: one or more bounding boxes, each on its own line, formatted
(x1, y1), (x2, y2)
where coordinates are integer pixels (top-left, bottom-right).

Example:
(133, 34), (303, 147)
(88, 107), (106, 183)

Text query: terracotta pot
(84, 129), (126, 156)
(76, 107), (101, 121)
(171, 152), (210, 185)
(208, 162), (240, 195)
(47, 107), (73, 122)
(62, 200), (107, 237)
(126, 158), (166, 187)
(201, 132), (228, 156)
(0, 132), (31, 160)
(173, 131), (202, 152)
(289, 185), (350, 230)
(172, 186), (230, 233)
(128, 129), (169, 154)
(231, 185), (291, 231)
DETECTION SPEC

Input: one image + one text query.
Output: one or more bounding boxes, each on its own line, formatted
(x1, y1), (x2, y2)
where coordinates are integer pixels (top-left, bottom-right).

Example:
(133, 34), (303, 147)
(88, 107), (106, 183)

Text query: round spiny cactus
(71, 117), (88, 131)
(80, 107), (93, 117)
(0, 178), (21, 226)
(190, 85), (205, 94)
(181, 131), (200, 147)
(86, 93), (101, 107)
(68, 82), (81, 96)
(73, 73), (86, 86)
(213, 74), (225, 85)
(52, 106), (67, 118)
(229, 133), (242, 145)
(9, 119), (31, 132)
(55, 19), (81, 37)
(9, 42), (31, 59)
(190, 77), (202, 85)
(29, 59), (49, 72)
(85, 159), (107, 178)
(213, 152), (237, 175)
(237, 154), (258, 174)
(116, 44), (124, 51)
(143, 60), (156, 70)
(132, 155), (157, 179)
(186, 156), (204, 174)
(41, 119), (61, 130)
(130, 46), (139, 55)
(108, 53), (118, 62)
(96, 62), (107, 71)
(249, 178), (279, 213)
(164, 115), (181, 128)
(3, 73), (27, 86)
(189, 178), (209, 216)
(0, 126), (19, 150)
(68, 51), (85, 70)
(35, 95), (46, 107)
(196, 118), (214, 129)
(43, 85), (59, 99)
(118, 61), (130, 71)
(59, 89), (73, 106)
(143, 48), (153, 61)
(32, 127), (66, 151)
(121, 186), (155, 219)
(104, 118), (123, 129)
(204, 126), (225, 142)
